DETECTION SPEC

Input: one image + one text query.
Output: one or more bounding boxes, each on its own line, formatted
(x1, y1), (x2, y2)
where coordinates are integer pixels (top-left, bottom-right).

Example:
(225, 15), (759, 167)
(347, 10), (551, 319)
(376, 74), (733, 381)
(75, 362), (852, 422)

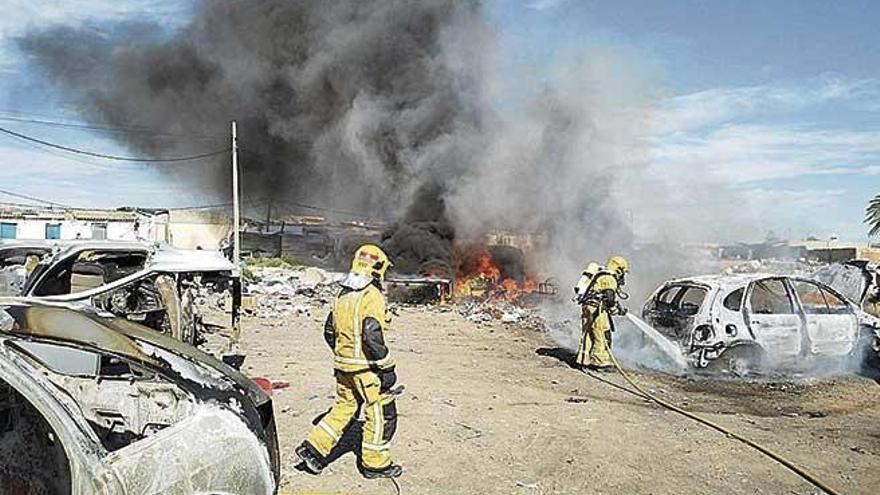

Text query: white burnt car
(18, 241), (236, 345)
(0, 300), (279, 494)
(642, 274), (880, 373)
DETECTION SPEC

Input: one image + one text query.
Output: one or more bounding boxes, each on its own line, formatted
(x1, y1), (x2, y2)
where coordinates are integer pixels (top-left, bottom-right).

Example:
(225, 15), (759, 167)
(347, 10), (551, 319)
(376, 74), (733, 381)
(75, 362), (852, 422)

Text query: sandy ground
(230, 304), (880, 495)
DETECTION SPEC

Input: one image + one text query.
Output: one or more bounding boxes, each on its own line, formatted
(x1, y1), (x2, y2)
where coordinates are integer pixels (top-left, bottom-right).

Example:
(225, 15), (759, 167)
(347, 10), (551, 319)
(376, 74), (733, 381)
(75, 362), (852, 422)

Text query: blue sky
(1, 1), (878, 241)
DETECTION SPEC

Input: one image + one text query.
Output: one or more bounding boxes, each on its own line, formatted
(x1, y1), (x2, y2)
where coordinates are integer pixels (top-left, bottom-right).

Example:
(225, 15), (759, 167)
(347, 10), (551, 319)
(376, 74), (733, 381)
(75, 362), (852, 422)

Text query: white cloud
(638, 77), (880, 241)
(655, 77), (880, 134)
(652, 124), (880, 183)
(526, 0), (571, 11)
(650, 77), (880, 186)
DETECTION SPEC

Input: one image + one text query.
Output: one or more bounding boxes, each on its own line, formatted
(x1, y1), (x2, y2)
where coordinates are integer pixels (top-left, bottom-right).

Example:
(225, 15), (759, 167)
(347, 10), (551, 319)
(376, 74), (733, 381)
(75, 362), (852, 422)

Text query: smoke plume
(20, 0), (703, 292)
(20, 0), (488, 220)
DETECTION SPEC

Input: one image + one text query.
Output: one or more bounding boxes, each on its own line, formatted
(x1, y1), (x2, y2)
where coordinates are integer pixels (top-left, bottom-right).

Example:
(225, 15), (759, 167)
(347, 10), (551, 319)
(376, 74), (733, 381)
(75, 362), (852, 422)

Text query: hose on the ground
(599, 341), (843, 495)
(389, 477), (402, 495)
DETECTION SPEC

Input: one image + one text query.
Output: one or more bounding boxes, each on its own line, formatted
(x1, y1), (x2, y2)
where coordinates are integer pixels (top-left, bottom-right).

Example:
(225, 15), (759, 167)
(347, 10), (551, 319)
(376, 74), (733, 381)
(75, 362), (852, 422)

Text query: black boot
(362, 464), (404, 479)
(295, 442), (326, 475)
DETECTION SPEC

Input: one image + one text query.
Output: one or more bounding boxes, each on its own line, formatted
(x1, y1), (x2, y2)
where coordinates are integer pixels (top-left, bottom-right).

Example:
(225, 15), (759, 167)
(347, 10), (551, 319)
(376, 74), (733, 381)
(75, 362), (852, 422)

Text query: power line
(0, 188), (70, 208)
(0, 114), (226, 141)
(0, 125), (230, 163)
(274, 198), (376, 219)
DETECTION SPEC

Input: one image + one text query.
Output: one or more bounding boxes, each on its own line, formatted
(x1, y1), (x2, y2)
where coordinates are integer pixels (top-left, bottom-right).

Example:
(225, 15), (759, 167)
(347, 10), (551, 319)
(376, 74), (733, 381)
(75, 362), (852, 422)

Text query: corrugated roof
(0, 206), (166, 222)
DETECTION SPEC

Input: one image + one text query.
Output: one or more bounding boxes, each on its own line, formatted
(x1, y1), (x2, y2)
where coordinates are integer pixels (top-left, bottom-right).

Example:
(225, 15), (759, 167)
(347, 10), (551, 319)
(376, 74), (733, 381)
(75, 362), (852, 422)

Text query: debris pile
(244, 266), (344, 321)
(455, 299), (549, 332)
(721, 259), (820, 276)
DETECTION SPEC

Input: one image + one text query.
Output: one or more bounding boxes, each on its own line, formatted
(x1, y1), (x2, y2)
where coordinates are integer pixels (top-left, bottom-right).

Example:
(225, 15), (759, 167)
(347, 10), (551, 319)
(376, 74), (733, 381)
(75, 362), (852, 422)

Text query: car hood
(0, 299), (267, 407)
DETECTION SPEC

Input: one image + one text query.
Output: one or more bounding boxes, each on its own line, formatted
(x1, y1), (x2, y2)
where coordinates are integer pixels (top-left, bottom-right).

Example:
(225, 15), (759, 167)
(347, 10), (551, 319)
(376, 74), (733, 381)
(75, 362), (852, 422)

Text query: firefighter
(574, 255), (630, 371)
(295, 244), (403, 479)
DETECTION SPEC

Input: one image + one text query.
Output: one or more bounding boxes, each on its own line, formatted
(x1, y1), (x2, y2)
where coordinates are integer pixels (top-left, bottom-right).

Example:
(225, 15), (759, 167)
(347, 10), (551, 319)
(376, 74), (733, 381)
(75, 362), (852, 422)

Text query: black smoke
(19, 0), (487, 220)
(20, 0), (669, 287)
(380, 182), (456, 276)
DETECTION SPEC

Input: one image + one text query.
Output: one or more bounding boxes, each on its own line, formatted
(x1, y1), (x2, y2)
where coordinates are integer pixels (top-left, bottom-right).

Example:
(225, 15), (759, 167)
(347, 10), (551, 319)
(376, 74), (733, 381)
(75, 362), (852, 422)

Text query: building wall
(167, 209), (231, 249)
(168, 223), (230, 250)
(0, 218), (166, 242)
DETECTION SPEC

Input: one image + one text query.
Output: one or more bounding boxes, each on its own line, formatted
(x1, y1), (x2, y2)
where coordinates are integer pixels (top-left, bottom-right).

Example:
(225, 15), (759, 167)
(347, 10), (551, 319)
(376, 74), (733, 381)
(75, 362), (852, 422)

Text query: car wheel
(855, 326), (880, 371)
(707, 345), (763, 377)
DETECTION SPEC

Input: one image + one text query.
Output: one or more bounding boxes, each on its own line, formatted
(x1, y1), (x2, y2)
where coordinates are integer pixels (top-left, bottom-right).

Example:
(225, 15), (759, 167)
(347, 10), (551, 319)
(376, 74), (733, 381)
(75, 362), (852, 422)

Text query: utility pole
(230, 120), (242, 345)
(265, 200), (272, 233)
(232, 120), (241, 271)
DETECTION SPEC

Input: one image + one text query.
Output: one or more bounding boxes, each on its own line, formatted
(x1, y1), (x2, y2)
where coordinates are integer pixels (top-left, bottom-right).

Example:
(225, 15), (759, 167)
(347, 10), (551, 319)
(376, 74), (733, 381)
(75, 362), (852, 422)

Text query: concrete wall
(167, 210), (230, 250)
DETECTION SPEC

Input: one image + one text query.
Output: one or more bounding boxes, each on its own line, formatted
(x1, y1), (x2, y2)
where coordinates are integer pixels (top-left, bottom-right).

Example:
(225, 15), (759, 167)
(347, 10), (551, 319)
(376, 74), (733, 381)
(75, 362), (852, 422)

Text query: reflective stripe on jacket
(326, 284), (395, 373)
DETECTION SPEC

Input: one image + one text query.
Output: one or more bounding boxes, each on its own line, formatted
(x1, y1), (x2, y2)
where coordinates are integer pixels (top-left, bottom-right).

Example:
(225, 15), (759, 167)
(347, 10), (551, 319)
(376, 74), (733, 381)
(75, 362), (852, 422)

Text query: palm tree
(868, 194), (880, 236)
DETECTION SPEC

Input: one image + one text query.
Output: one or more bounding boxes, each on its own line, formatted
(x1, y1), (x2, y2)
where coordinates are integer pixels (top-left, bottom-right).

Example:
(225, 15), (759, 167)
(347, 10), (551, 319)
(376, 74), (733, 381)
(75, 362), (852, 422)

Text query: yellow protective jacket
(324, 283), (395, 373)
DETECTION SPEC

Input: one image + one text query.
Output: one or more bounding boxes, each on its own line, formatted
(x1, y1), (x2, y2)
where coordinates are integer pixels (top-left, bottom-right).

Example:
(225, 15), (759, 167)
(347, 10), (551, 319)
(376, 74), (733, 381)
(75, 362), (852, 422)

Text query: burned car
(642, 274), (880, 373)
(20, 242), (235, 345)
(0, 300), (279, 494)
(813, 260), (880, 318)
(0, 240), (58, 296)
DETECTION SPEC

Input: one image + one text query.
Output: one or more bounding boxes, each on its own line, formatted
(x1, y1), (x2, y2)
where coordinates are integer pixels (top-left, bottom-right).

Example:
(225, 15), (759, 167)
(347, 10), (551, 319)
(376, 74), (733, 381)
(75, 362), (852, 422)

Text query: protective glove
(380, 368), (398, 393)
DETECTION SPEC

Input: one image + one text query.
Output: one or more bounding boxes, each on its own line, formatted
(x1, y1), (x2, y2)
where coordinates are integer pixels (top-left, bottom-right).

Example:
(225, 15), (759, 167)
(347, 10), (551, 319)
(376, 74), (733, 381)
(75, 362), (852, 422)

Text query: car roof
(662, 273), (782, 291)
(45, 241), (235, 273)
(0, 240), (58, 251)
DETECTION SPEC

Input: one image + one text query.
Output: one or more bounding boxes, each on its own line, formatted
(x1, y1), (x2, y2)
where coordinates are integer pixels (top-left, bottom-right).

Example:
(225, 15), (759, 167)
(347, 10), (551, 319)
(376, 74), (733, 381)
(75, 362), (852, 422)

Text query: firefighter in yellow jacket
(574, 255), (630, 371)
(295, 244), (402, 479)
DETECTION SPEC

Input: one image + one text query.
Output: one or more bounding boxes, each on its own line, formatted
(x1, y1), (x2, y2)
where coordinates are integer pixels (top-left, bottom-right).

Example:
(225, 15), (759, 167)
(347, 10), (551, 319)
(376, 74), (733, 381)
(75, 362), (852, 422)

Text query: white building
(0, 206), (169, 242)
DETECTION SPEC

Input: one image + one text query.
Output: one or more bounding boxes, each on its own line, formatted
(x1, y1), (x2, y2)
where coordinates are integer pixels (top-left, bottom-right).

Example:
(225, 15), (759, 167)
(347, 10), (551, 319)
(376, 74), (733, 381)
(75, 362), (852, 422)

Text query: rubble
(720, 259), (820, 276)
(243, 265), (344, 321)
(455, 299), (551, 332)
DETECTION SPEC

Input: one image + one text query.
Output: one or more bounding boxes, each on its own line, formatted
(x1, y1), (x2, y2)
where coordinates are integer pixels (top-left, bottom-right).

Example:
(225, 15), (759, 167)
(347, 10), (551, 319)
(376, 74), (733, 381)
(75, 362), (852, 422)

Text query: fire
(453, 246), (541, 301)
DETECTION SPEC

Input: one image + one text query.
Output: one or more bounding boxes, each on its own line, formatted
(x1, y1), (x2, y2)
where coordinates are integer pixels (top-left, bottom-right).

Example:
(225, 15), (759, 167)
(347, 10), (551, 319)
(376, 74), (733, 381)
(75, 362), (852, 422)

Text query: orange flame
(454, 246), (539, 301)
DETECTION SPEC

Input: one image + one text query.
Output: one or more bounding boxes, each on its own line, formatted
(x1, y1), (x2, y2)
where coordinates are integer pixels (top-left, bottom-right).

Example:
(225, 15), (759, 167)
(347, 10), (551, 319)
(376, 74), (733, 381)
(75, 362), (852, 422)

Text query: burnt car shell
(0, 299), (280, 486)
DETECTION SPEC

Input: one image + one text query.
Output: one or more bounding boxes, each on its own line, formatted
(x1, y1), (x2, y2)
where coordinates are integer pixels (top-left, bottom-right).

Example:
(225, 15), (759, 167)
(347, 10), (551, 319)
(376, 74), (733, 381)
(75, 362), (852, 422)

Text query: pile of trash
(455, 299), (547, 331)
(244, 266), (344, 320)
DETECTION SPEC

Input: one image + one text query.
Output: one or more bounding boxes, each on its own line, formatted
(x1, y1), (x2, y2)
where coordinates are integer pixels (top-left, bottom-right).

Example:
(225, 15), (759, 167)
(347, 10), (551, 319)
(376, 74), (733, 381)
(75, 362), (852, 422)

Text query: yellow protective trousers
(577, 304), (613, 367)
(306, 370), (397, 470)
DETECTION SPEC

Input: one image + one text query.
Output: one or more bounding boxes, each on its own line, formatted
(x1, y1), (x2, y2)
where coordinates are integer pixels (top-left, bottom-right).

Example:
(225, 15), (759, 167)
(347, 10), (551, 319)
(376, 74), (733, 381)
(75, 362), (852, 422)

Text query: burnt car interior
(8, 339), (195, 452)
(0, 248), (53, 269)
(31, 250), (148, 297)
(792, 280), (851, 315)
(0, 378), (72, 495)
(0, 247), (53, 296)
(645, 284), (709, 339)
(749, 279), (794, 314)
(92, 273), (175, 334)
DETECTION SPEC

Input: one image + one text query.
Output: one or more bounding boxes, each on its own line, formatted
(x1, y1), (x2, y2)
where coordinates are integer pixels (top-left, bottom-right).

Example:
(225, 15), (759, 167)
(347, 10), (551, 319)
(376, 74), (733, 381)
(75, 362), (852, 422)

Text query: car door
(791, 279), (858, 357)
(745, 278), (803, 361)
(644, 285), (684, 337)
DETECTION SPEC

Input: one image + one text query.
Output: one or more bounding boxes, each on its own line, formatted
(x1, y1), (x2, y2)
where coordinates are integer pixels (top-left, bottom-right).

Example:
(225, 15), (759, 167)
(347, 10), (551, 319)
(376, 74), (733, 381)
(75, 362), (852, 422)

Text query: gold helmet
(350, 244), (392, 282)
(606, 255), (629, 278)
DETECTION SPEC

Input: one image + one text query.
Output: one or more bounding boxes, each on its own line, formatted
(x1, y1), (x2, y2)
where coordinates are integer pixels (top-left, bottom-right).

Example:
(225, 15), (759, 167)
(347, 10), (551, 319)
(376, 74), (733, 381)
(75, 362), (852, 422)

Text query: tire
(707, 345), (764, 377)
(855, 326), (880, 373)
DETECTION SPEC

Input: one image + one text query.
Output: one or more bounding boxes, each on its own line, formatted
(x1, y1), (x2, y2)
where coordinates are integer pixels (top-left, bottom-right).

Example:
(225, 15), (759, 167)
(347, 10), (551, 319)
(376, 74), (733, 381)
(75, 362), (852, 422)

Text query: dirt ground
(232, 304), (880, 495)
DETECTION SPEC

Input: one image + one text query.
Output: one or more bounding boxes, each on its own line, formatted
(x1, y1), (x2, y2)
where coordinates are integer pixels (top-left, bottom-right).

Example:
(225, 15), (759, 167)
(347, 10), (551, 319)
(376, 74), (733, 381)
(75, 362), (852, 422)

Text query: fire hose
(596, 321), (843, 495)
